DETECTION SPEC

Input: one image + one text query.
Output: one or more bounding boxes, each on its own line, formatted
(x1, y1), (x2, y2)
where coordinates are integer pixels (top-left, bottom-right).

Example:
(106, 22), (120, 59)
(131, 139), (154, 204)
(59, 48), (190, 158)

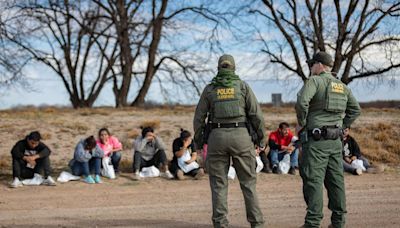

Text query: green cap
(218, 54), (235, 70)
(307, 51), (333, 67)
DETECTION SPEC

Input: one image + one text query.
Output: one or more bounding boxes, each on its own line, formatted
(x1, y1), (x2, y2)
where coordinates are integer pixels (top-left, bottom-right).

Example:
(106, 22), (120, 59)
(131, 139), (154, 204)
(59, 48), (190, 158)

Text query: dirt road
(1, 172), (399, 228)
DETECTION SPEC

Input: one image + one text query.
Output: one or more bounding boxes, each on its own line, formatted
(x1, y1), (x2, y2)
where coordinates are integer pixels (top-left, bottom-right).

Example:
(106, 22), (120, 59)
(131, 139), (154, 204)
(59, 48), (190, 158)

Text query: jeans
(132, 150), (167, 173)
(270, 148), (299, 168)
(71, 157), (102, 176)
(110, 151), (122, 172)
(12, 156), (52, 179)
(342, 156), (370, 174)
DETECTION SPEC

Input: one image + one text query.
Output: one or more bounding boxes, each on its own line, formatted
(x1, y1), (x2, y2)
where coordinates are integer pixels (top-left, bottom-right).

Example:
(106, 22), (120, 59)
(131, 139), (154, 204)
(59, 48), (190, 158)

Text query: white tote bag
(256, 156), (264, 173)
(101, 156), (116, 179)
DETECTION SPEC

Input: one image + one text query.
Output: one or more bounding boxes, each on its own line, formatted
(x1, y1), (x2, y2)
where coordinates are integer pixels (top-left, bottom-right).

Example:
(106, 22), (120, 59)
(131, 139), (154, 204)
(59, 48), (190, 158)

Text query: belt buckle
(235, 122), (238, 127)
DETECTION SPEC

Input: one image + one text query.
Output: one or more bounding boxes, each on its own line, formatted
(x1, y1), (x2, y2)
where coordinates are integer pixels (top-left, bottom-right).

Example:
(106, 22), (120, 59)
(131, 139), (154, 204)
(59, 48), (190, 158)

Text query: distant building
(272, 93), (282, 107)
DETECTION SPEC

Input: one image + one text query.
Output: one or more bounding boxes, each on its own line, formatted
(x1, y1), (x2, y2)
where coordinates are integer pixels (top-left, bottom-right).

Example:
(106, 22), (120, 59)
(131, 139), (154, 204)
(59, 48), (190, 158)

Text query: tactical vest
(310, 73), (348, 113)
(209, 81), (246, 123)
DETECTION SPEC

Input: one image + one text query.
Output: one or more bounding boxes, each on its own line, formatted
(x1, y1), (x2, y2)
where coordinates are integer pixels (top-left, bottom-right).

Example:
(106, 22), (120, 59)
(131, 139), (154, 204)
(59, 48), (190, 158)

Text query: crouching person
(69, 136), (104, 184)
(132, 127), (173, 180)
(10, 131), (56, 188)
(170, 129), (205, 180)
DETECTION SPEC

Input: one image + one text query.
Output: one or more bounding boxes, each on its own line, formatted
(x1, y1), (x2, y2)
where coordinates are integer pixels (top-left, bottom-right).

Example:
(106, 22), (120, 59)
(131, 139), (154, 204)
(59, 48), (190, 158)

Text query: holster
(203, 122), (211, 144)
(245, 121), (259, 146)
(308, 126), (342, 141)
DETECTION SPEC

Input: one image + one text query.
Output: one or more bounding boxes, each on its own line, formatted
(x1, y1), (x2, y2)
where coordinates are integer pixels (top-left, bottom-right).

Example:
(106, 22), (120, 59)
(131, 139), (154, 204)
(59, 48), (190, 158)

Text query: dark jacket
(342, 135), (361, 158)
(11, 138), (51, 160)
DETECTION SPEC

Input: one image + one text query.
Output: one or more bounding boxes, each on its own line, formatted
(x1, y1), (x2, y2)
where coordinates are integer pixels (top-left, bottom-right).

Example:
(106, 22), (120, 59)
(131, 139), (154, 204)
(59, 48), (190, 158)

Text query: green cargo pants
(300, 137), (347, 228)
(207, 127), (264, 228)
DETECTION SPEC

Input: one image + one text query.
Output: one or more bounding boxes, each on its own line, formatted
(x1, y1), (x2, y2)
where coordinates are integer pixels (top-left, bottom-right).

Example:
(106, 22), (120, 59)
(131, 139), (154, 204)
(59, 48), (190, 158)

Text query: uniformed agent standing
(193, 54), (266, 228)
(296, 52), (361, 228)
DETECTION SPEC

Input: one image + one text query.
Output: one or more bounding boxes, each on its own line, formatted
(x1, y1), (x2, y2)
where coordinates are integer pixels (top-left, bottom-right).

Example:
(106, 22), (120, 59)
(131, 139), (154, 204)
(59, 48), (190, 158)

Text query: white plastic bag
(351, 159), (366, 172)
(101, 156), (116, 179)
(57, 171), (81, 183)
(227, 166), (236, 180)
(278, 154), (291, 174)
(178, 150), (200, 173)
(22, 173), (43, 185)
(256, 156), (264, 173)
(139, 166), (160, 178)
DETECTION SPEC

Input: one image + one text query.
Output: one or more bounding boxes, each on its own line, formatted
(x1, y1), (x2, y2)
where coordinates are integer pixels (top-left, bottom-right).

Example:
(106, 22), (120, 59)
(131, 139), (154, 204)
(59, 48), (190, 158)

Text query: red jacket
(268, 129), (294, 150)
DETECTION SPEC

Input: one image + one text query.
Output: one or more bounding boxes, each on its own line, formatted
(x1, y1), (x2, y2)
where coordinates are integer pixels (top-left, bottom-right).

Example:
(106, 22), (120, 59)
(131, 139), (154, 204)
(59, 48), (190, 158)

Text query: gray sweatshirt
(73, 140), (104, 163)
(133, 136), (165, 161)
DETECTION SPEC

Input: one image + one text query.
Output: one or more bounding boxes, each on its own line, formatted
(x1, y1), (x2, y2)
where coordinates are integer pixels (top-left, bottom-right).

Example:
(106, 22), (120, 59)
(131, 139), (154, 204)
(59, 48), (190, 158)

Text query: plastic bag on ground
(101, 156), (116, 179)
(278, 154), (291, 174)
(22, 173), (44, 185)
(228, 166), (236, 180)
(57, 171), (81, 183)
(351, 159), (366, 172)
(139, 166), (160, 178)
(256, 156), (264, 173)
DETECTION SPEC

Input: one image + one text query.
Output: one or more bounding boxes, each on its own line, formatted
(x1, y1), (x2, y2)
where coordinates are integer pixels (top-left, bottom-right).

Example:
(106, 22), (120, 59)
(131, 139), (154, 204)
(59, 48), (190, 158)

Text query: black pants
(132, 150), (167, 173)
(12, 156), (52, 179)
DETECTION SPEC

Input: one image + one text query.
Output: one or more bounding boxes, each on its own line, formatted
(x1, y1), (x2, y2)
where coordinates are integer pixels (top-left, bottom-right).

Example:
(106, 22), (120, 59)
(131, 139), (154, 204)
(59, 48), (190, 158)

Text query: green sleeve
(343, 89), (361, 128)
(193, 86), (210, 149)
(244, 82), (266, 147)
(295, 78), (318, 127)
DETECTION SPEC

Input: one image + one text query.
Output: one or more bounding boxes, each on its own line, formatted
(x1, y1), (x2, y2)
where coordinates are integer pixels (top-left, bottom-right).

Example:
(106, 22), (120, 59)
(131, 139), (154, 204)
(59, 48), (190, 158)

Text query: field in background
(0, 106), (399, 175)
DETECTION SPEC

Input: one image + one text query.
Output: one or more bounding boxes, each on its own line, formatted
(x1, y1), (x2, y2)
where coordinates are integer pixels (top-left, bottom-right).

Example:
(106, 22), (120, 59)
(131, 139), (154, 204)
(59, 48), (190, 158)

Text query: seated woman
(69, 136), (104, 184)
(96, 128), (123, 174)
(170, 129), (204, 180)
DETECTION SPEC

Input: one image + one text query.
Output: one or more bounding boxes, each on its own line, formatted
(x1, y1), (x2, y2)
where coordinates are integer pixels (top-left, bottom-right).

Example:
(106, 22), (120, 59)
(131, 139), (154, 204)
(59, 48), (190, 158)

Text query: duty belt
(307, 125), (342, 141)
(211, 122), (246, 129)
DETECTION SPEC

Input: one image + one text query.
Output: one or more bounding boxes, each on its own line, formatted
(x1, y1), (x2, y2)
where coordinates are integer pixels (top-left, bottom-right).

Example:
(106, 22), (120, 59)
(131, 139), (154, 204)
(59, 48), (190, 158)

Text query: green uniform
(194, 73), (266, 228)
(296, 72), (361, 228)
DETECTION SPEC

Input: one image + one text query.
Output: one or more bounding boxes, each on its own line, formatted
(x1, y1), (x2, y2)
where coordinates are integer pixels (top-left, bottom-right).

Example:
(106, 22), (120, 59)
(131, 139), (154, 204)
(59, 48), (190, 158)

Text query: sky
(1, 0), (400, 109)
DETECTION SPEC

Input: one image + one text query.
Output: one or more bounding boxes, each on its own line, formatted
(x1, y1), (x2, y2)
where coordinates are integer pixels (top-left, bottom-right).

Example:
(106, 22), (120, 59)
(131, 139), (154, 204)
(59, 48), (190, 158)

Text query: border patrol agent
(193, 54), (266, 228)
(296, 52), (361, 228)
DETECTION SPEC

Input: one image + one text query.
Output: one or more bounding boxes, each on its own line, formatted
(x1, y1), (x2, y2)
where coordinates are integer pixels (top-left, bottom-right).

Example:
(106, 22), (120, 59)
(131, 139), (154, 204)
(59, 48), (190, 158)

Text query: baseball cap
(218, 54), (235, 70)
(307, 51), (333, 67)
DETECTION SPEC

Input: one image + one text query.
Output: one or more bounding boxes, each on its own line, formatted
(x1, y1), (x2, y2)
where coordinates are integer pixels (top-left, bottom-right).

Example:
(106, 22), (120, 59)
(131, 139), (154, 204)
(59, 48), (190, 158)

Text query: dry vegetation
(0, 106), (399, 175)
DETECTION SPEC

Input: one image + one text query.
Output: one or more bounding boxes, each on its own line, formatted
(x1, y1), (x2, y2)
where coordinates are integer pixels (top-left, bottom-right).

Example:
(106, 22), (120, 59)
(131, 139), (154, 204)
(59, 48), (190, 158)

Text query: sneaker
(94, 175), (102, 183)
(194, 168), (205, 180)
(42, 176), (56, 186)
(132, 171), (141, 181)
(160, 170), (174, 179)
(83, 175), (95, 184)
(288, 167), (297, 175)
(22, 173), (44, 185)
(176, 170), (185, 180)
(272, 165), (279, 174)
(354, 168), (362, 176)
(10, 177), (23, 188)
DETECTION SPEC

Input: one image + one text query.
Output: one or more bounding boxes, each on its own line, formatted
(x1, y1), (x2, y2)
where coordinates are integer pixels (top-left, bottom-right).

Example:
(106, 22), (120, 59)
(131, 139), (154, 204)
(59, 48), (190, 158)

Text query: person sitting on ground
(170, 129), (205, 180)
(268, 122), (299, 175)
(132, 126), (174, 180)
(342, 127), (370, 175)
(69, 136), (104, 184)
(96, 128), (123, 174)
(10, 131), (56, 188)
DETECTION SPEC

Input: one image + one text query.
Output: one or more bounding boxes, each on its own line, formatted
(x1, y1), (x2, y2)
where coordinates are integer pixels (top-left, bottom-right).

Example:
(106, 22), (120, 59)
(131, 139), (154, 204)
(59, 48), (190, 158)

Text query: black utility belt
(211, 122), (246, 129)
(307, 125), (342, 141)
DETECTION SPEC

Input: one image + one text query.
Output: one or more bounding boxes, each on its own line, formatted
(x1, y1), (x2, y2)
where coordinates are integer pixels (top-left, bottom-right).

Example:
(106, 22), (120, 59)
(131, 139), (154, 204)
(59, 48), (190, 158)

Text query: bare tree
(2, 0), (118, 108)
(246, 0), (400, 84)
(93, 0), (226, 107)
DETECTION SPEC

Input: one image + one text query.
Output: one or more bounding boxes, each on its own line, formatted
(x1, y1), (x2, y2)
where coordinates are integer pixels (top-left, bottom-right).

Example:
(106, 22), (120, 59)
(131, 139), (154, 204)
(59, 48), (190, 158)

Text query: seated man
(268, 122), (299, 175)
(10, 131), (56, 188)
(342, 127), (370, 175)
(132, 127), (173, 180)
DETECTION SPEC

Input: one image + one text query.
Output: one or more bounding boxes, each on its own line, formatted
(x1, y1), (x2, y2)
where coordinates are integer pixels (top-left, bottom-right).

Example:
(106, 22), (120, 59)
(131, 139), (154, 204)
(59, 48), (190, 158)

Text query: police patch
(331, 82), (344, 93)
(217, 88), (235, 99)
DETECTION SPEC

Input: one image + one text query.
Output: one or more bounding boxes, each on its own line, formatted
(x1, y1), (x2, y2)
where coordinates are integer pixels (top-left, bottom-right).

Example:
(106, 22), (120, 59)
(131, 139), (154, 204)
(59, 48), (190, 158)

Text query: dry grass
(140, 119), (161, 129)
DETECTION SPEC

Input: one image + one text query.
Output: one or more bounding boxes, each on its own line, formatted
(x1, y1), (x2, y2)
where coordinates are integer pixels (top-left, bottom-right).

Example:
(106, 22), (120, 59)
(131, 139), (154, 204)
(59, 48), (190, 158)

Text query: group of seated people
(9, 122), (372, 188)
